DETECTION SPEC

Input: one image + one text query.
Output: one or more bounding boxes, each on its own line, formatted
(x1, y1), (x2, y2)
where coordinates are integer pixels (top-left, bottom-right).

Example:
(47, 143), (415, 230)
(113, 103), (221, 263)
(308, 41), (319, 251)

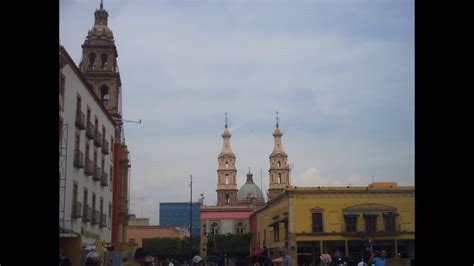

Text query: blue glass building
(159, 202), (200, 238)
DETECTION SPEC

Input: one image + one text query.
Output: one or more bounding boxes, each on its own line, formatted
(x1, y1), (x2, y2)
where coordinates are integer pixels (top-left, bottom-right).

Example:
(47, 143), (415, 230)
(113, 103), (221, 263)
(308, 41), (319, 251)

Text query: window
(101, 158), (105, 173)
(85, 142), (90, 160)
(109, 166), (113, 191)
(100, 197), (104, 216)
(225, 174), (229, 185)
(89, 52), (96, 68)
(236, 221), (244, 234)
(76, 95), (82, 116)
(102, 126), (106, 142)
(83, 188), (88, 215)
(344, 216), (357, 232)
(75, 134), (80, 151)
(278, 161), (281, 167)
(384, 216), (396, 232)
(94, 150), (98, 167)
(95, 117), (99, 131)
(101, 53), (108, 69)
(73, 183), (78, 203)
(92, 193), (96, 213)
(225, 161), (228, 168)
(225, 194), (230, 205)
(100, 85), (109, 104)
(263, 229), (266, 247)
(365, 216), (377, 233)
(111, 137), (114, 154)
(273, 224), (280, 242)
(211, 222), (219, 236)
(108, 203), (112, 228)
(87, 107), (91, 124)
(312, 212), (323, 232)
(278, 173), (282, 184)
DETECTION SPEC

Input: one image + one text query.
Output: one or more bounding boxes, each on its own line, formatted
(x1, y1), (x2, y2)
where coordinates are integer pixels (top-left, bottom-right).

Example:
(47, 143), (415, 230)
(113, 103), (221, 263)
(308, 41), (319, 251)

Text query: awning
(363, 212), (380, 217)
(343, 212), (360, 217)
(382, 211), (399, 216)
(250, 248), (267, 257)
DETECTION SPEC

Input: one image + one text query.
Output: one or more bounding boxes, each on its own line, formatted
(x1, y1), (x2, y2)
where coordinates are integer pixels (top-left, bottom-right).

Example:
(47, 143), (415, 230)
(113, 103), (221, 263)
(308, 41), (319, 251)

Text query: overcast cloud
(60, 0), (414, 225)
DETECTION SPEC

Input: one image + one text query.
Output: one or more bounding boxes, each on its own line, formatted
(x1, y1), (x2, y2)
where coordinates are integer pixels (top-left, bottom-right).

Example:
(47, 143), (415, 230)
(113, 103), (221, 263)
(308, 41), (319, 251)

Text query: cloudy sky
(60, 0), (414, 225)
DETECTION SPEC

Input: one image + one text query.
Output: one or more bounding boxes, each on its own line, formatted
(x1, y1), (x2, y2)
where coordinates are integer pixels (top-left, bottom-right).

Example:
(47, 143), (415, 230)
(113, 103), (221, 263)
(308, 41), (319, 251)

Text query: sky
(60, 0), (414, 225)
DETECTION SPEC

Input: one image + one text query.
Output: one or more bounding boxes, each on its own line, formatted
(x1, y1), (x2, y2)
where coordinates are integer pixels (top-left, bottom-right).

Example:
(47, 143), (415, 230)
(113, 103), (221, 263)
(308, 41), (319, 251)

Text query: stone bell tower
(268, 112), (290, 201)
(216, 113), (238, 206)
(79, 0), (122, 119)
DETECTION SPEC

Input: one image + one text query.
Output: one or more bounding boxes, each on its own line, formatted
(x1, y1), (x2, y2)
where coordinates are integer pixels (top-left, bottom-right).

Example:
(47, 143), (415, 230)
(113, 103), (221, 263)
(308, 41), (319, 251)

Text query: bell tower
(216, 113), (238, 206)
(268, 112), (290, 201)
(79, 0), (122, 119)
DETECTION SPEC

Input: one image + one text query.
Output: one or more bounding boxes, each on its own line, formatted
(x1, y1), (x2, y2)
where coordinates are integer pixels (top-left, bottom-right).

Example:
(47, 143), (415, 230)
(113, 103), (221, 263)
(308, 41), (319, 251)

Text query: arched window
(211, 222), (219, 236)
(225, 194), (230, 205)
(278, 173), (282, 184)
(89, 52), (96, 68)
(225, 161), (228, 168)
(101, 53), (108, 69)
(225, 174), (229, 185)
(100, 85), (109, 104)
(278, 161), (281, 167)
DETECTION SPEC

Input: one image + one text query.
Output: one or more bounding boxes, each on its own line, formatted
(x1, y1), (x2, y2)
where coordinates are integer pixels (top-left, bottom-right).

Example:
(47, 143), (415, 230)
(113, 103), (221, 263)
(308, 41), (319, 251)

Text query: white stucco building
(60, 45), (115, 247)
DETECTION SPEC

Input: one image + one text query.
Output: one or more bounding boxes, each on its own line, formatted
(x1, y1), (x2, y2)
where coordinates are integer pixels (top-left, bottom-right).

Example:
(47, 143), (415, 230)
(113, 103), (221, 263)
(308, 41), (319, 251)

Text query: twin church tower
(215, 113), (290, 207)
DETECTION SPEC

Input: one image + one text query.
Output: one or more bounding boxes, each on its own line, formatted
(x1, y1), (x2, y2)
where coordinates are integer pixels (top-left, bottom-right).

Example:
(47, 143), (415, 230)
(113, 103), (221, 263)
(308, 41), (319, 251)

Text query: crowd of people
(60, 246), (389, 266)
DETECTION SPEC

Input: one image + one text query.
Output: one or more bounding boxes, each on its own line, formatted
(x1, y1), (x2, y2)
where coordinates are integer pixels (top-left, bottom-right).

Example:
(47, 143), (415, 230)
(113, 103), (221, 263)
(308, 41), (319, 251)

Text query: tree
(213, 233), (253, 257)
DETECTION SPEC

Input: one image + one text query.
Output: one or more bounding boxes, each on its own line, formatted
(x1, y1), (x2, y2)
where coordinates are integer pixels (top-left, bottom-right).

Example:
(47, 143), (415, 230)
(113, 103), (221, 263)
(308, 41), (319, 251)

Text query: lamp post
(189, 175), (193, 258)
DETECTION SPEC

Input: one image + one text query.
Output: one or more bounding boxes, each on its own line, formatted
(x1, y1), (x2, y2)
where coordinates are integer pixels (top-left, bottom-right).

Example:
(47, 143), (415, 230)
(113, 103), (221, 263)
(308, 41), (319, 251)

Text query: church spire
(219, 113), (235, 158)
(268, 112), (290, 201)
(94, 0), (109, 26)
(216, 113), (238, 206)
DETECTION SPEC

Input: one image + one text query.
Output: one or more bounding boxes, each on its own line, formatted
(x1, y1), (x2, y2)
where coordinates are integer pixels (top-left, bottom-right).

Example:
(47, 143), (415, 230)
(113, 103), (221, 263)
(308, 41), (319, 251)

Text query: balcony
(83, 206), (92, 222)
(101, 171), (108, 187)
(93, 166), (101, 181)
(86, 122), (95, 139)
(92, 210), (100, 225)
(73, 150), (84, 168)
(84, 158), (94, 176)
(100, 214), (107, 228)
(94, 131), (103, 147)
(71, 201), (82, 219)
(75, 111), (86, 130)
(102, 139), (109, 154)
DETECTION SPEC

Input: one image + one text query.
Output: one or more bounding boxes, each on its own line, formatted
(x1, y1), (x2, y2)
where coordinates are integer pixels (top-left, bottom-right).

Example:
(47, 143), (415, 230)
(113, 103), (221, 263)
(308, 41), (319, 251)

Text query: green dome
(237, 172), (265, 204)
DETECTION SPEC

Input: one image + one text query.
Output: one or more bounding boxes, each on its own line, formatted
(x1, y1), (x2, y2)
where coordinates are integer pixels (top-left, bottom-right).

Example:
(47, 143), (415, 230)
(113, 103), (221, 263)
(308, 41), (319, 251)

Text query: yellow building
(253, 182), (414, 265)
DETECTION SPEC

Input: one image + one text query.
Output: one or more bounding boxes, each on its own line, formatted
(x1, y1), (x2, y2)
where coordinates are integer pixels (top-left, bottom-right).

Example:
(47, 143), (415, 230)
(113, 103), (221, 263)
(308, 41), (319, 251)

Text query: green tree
(213, 233), (253, 257)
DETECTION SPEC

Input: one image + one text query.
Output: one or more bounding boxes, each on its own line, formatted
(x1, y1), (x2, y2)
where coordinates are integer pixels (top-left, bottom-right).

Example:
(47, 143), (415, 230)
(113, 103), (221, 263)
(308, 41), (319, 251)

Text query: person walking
(369, 250), (386, 266)
(122, 248), (147, 266)
(279, 248), (292, 266)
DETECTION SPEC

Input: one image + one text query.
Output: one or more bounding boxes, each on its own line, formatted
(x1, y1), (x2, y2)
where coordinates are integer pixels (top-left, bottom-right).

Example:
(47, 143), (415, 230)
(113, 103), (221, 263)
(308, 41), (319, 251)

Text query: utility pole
(189, 174), (193, 258)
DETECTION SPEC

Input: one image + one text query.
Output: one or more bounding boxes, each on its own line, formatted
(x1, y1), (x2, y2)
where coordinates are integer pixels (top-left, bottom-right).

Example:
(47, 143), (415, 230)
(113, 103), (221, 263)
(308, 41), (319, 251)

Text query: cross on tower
(225, 112), (228, 128)
(276, 111), (279, 128)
